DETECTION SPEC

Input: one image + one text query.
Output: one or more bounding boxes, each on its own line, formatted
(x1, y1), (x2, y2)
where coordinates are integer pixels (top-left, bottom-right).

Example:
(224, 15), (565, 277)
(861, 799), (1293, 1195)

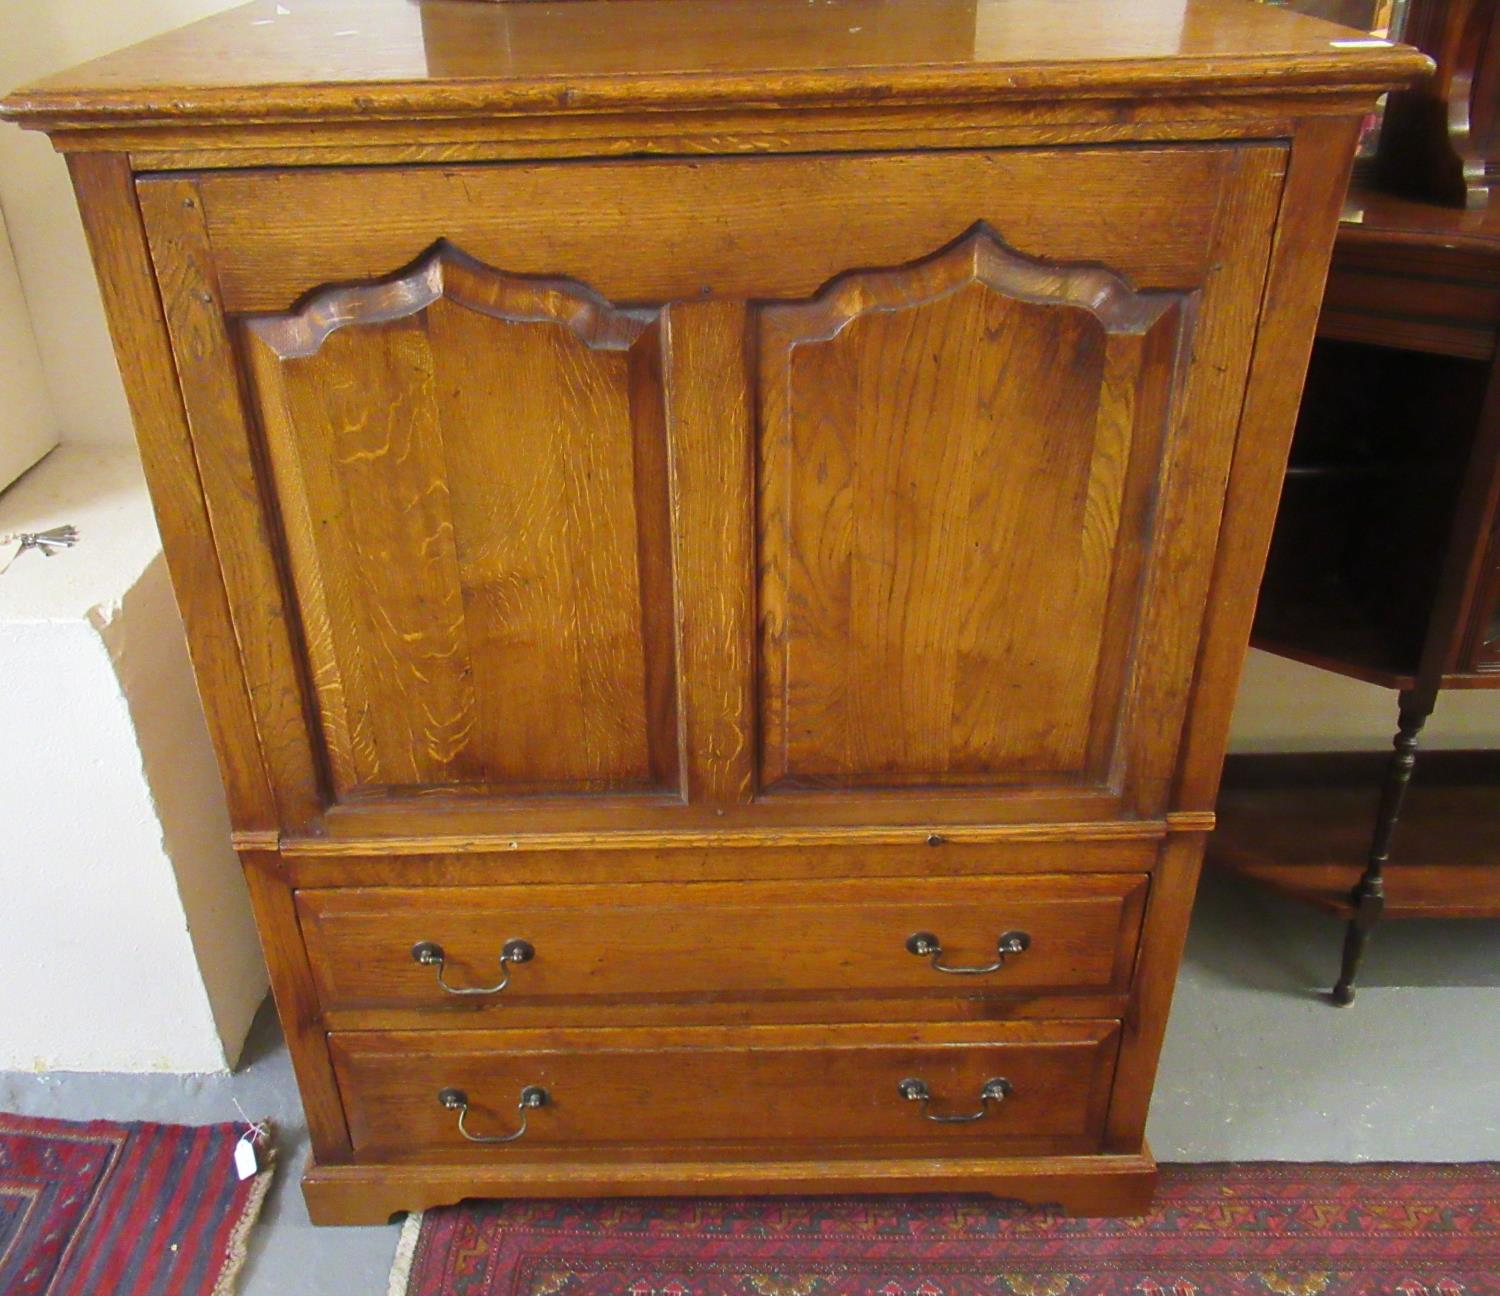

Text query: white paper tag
(234, 1132), (260, 1181)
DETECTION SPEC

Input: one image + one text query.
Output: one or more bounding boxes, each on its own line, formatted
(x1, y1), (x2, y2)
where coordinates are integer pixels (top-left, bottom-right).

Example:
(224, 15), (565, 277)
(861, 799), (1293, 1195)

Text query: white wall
(1231, 648), (1500, 752)
(0, 206), (55, 488)
(0, 0), (238, 447)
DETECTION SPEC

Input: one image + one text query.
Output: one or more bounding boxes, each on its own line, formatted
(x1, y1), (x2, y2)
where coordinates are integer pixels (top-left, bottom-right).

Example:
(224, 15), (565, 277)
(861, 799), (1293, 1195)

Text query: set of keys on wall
(0, 525), (80, 575)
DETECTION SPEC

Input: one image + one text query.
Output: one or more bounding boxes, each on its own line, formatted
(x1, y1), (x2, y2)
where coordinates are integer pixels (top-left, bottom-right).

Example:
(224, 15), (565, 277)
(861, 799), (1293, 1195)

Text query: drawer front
(330, 1021), (1120, 1161)
(298, 873), (1148, 1020)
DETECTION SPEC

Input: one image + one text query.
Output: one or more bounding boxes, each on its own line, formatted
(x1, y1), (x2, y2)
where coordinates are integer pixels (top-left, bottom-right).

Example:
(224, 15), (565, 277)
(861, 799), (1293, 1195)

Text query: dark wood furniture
(1214, 750), (1500, 918)
(1377, 0), (1499, 210)
(2, 0), (1423, 1225)
(1209, 0), (1500, 1003)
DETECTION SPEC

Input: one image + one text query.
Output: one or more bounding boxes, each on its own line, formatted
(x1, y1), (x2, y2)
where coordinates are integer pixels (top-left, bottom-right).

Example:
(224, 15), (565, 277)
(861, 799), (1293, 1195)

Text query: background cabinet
(1210, 0), (1500, 1003)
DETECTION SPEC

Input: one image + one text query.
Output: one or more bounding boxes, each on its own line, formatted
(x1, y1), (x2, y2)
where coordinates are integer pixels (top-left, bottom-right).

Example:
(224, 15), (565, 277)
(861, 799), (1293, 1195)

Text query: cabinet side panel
(1174, 119), (1366, 811)
(66, 155), (278, 831)
(241, 850), (352, 1161)
(1117, 148), (1288, 818)
(142, 179), (330, 827)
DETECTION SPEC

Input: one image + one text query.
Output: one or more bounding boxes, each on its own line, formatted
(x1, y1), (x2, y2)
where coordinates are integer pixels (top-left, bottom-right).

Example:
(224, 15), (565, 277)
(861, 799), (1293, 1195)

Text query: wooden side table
(1209, 188), (1500, 1002)
(1210, 0), (1500, 1004)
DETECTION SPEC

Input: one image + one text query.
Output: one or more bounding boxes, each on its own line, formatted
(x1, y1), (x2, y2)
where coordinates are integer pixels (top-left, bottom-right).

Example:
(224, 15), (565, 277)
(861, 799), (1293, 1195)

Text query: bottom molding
(302, 1146), (1157, 1225)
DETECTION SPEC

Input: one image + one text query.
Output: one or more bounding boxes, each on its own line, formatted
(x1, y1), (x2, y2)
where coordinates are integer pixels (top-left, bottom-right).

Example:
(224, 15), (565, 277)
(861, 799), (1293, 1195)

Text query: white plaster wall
(0, 0), (238, 447)
(0, 206), (55, 488)
(0, 448), (267, 1072)
(1229, 648), (1500, 752)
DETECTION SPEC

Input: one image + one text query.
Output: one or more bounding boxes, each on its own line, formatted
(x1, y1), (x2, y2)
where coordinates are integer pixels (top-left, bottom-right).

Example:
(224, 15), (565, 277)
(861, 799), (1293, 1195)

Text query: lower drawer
(329, 1020), (1121, 1162)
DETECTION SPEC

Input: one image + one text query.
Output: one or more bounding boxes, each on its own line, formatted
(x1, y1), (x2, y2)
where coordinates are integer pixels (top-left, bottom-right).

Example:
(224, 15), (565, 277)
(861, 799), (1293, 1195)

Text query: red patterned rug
(0, 1111), (273, 1296)
(388, 1163), (1500, 1296)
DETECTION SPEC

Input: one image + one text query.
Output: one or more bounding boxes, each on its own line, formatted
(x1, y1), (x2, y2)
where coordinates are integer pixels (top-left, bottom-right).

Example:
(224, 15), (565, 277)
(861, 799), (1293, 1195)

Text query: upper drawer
(297, 872), (1148, 1024)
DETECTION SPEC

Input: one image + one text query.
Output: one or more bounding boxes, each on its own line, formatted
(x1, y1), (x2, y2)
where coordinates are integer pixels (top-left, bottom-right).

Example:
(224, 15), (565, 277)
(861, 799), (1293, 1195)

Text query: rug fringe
(212, 1158), (276, 1296)
(386, 1211), (424, 1296)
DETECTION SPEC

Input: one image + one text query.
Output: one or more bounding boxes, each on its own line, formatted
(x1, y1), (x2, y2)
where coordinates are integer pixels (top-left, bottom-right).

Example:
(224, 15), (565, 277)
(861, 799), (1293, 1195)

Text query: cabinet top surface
(3, 0), (1428, 134)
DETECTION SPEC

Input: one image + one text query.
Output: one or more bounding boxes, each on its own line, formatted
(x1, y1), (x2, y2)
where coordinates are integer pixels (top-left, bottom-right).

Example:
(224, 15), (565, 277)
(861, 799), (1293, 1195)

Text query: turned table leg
(1331, 692), (1432, 1005)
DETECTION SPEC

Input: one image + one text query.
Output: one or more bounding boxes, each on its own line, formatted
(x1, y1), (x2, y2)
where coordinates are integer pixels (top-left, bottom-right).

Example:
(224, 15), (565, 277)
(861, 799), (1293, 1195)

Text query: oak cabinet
(2, 0), (1426, 1224)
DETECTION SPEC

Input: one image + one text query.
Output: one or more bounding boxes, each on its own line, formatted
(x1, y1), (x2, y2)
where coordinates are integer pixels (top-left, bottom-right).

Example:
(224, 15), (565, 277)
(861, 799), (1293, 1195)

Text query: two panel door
(138, 144), (1287, 833)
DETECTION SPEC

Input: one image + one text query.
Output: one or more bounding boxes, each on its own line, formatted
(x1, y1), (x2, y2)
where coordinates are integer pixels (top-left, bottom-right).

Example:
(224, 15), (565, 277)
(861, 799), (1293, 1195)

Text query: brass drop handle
(411, 938), (534, 996)
(905, 930), (1030, 975)
(898, 1076), (1012, 1123)
(438, 1085), (549, 1144)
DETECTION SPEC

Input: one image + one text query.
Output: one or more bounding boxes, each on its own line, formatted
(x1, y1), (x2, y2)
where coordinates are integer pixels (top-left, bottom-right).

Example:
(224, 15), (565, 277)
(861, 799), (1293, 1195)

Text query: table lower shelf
(1207, 753), (1500, 920)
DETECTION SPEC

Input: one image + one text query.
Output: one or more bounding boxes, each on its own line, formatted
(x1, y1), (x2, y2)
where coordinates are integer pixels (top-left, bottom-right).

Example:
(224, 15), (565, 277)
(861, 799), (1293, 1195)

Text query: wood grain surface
(296, 872), (1148, 1019)
(244, 245), (675, 796)
(1, 0), (1428, 135)
(759, 226), (1187, 791)
(146, 149), (1256, 312)
(330, 1019), (1120, 1161)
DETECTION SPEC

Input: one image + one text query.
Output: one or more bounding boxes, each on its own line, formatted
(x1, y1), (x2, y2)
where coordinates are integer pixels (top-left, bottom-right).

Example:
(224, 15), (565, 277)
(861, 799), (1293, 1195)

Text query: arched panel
(758, 225), (1193, 791)
(243, 245), (676, 798)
